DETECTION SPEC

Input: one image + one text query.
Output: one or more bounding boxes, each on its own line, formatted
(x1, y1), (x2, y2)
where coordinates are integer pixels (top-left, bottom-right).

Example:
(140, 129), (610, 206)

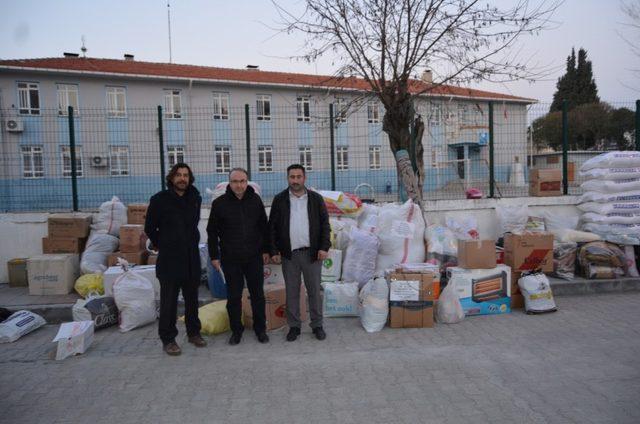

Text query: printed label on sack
(390, 280), (420, 301)
(391, 220), (416, 239)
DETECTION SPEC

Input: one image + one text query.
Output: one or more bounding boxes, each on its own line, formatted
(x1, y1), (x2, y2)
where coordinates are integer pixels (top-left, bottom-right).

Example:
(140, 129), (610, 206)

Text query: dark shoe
(228, 332), (242, 345)
(312, 327), (326, 341)
(163, 341), (182, 356)
(256, 332), (269, 344)
(286, 327), (301, 342)
(188, 335), (207, 347)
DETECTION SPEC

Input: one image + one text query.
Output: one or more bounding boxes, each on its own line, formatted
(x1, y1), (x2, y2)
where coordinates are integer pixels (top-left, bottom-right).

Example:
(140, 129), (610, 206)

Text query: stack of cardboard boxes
(108, 224), (149, 266)
(388, 272), (435, 328)
(42, 213), (92, 254)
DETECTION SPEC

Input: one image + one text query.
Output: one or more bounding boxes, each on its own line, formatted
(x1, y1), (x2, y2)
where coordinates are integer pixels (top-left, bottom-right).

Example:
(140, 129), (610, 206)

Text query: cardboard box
(321, 249), (342, 282)
(446, 265), (512, 316)
(7, 258), (28, 287)
(511, 271), (522, 295)
(457, 240), (497, 269)
(529, 168), (562, 196)
(42, 237), (87, 254)
(52, 321), (94, 360)
(147, 255), (157, 265)
(388, 272), (434, 328)
(393, 264), (441, 299)
(103, 265), (160, 301)
(107, 250), (149, 267)
(263, 264), (285, 285)
(504, 233), (554, 273)
(119, 225), (147, 253)
(127, 203), (148, 225)
(48, 213), (92, 238)
(242, 283), (308, 331)
(27, 254), (80, 295)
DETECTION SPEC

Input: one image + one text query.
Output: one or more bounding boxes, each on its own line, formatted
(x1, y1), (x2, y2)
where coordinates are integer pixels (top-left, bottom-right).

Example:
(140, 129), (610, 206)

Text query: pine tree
(550, 48), (576, 112)
(549, 47), (598, 112)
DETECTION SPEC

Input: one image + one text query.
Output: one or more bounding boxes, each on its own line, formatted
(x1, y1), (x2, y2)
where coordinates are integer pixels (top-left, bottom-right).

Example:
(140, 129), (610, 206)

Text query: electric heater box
(446, 265), (512, 316)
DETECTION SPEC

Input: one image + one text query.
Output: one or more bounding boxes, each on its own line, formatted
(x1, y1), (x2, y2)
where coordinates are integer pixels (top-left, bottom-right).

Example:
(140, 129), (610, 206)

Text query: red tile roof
(0, 57), (535, 103)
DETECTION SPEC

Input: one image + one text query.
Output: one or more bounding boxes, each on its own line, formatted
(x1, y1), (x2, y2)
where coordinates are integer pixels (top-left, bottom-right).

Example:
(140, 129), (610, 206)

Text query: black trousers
(222, 255), (266, 335)
(159, 279), (201, 345)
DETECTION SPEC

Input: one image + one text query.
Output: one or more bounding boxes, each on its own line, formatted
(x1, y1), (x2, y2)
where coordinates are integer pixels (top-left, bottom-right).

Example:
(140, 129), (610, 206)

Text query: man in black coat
(269, 164), (331, 342)
(207, 168), (270, 345)
(145, 163), (206, 356)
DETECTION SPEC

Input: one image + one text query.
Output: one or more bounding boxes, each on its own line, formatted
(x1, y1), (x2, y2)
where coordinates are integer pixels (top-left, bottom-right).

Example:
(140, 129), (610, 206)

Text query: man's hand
(317, 250), (329, 261)
(211, 259), (221, 273)
(262, 253), (270, 265)
(271, 255), (281, 264)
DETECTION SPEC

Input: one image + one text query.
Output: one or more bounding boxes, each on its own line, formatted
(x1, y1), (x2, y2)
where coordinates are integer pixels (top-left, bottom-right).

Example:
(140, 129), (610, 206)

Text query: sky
(1, 0), (639, 107)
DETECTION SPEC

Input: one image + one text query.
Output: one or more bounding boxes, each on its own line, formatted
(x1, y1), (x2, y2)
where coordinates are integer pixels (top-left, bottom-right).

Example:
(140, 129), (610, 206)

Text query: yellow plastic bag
(74, 274), (104, 297)
(180, 300), (232, 335)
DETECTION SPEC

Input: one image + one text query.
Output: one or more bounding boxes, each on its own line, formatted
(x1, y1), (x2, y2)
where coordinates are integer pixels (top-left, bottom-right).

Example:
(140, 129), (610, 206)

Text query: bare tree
(620, 0), (640, 91)
(274, 0), (561, 204)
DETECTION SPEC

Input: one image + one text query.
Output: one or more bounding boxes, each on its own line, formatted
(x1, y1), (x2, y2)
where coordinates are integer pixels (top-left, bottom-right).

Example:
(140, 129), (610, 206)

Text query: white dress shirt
(289, 190), (310, 250)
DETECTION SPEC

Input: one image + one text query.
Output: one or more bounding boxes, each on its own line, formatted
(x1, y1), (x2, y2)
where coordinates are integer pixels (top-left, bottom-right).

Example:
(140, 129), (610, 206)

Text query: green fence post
(157, 106), (166, 191)
(636, 100), (640, 151)
(68, 106), (79, 211)
(488, 102), (495, 198)
(245, 104), (252, 179)
(562, 99), (568, 195)
(329, 103), (336, 191)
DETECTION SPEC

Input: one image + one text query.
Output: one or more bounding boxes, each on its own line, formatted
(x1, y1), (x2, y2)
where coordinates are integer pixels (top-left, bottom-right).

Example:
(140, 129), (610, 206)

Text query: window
(61, 146), (83, 177)
(57, 84), (79, 116)
(21, 146), (44, 178)
(369, 146), (381, 170)
(256, 95), (271, 121)
(17, 82), (40, 115)
(429, 104), (442, 126)
(212, 92), (229, 120)
(297, 96), (310, 122)
(164, 90), (182, 119)
(335, 98), (347, 123)
(299, 146), (312, 171)
(106, 86), (127, 118)
(367, 101), (379, 124)
(167, 146), (185, 167)
(337, 146), (349, 171)
(458, 104), (468, 125)
(109, 146), (129, 176)
(258, 146), (273, 172)
(215, 146), (231, 173)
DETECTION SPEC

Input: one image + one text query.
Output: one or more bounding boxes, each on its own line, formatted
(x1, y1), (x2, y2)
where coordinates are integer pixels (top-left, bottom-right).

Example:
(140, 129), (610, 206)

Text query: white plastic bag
(330, 217), (357, 251)
(91, 196), (127, 236)
(72, 295), (119, 330)
(375, 200), (426, 274)
(425, 225), (458, 270)
(0, 310), (46, 343)
(113, 261), (157, 332)
(357, 203), (381, 233)
(435, 278), (465, 324)
(517, 273), (557, 314)
(445, 215), (479, 240)
(580, 151), (640, 171)
(541, 211), (579, 231)
(322, 282), (359, 317)
(496, 205), (529, 235)
(359, 278), (389, 332)
(342, 227), (379, 287)
(80, 231), (119, 274)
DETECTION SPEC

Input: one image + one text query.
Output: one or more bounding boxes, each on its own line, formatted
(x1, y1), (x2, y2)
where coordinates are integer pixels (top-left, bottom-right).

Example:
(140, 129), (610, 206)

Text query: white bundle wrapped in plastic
(375, 200), (426, 274)
(113, 260), (157, 332)
(578, 202), (640, 214)
(582, 222), (640, 245)
(357, 203), (381, 233)
(496, 205), (529, 236)
(517, 273), (557, 314)
(80, 231), (119, 274)
(206, 181), (262, 203)
(579, 190), (640, 204)
(581, 211), (640, 225)
(580, 151), (640, 172)
(580, 178), (640, 194)
(358, 277), (389, 332)
(342, 227), (379, 287)
(91, 196), (127, 236)
(329, 217), (357, 251)
(580, 167), (640, 180)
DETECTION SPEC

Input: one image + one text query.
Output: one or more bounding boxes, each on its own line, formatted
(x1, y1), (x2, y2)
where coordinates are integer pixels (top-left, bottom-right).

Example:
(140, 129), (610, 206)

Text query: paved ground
(1, 292), (639, 424)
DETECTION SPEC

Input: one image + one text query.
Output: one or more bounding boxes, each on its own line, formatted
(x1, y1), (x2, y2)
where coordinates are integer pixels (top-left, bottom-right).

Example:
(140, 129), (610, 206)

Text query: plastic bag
(580, 151), (640, 171)
(578, 241), (626, 268)
(425, 225), (458, 271)
(541, 211), (579, 231)
(496, 205), (529, 235)
(80, 232), (119, 274)
(0, 310), (46, 343)
(317, 190), (363, 218)
(329, 217), (357, 250)
(322, 282), (359, 317)
(445, 215), (479, 240)
(549, 228), (601, 243)
(183, 301), (230, 335)
(517, 273), (557, 314)
(91, 196), (127, 236)
(359, 278), (389, 332)
(357, 203), (381, 233)
(72, 296), (118, 330)
(552, 241), (577, 280)
(206, 181), (262, 203)
(342, 227), (379, 287)
(113, 262), (157, 332)
(435, 279), (465, 324)
(376, 200), (426, 274)
(74, 273), (104, 297)
(525, 216), (546, 233)
(583, 263), (625, 279)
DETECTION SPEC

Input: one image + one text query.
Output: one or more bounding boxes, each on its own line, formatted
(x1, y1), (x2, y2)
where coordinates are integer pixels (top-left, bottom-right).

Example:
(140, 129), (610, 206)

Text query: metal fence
(0, 99), (638, 212)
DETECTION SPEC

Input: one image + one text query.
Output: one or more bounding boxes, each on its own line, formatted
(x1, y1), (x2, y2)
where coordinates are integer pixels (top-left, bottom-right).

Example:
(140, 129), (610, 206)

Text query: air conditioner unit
(5, 118), (24, 132)
(90, 155), (109, 167)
